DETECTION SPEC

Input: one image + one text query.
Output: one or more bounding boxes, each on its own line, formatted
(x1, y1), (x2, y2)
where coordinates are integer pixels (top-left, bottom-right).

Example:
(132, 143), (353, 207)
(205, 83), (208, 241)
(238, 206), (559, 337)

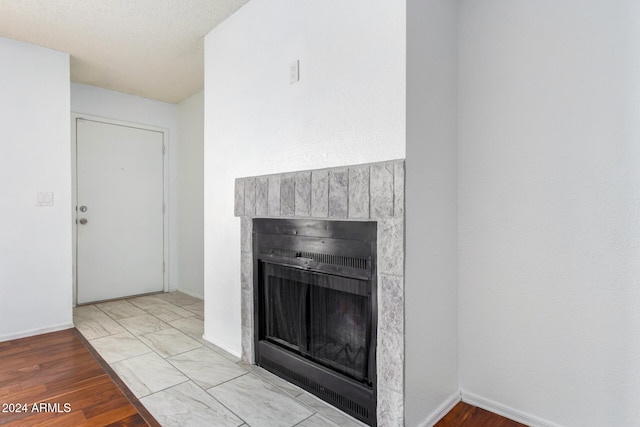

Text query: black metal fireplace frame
(253, 218), (377, 426)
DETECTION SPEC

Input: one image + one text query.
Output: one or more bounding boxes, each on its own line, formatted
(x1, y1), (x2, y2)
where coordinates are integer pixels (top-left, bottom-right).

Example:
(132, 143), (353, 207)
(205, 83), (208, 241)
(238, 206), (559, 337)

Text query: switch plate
(36, 192), (54, 206)
(289, 60), (299, 84)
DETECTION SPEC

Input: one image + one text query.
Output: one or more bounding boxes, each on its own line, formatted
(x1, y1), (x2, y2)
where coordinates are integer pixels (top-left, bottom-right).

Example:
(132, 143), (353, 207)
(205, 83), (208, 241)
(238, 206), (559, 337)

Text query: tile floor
(73, 291), (366, 427)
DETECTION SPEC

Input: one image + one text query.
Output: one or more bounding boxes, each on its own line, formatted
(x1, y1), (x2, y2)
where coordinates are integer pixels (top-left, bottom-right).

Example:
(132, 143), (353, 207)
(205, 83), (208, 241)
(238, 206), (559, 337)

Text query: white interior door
(76, 119), (164, 304)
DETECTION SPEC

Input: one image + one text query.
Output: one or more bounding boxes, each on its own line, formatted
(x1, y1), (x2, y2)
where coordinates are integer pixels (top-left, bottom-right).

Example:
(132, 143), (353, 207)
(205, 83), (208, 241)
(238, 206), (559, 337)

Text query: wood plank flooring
(436, 402), (528, 427)
(0, 328), (159, 426)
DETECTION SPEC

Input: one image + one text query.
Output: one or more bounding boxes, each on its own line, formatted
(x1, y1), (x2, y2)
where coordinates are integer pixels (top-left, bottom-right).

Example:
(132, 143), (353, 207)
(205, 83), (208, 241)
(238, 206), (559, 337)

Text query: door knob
(79, 218), (88, 225)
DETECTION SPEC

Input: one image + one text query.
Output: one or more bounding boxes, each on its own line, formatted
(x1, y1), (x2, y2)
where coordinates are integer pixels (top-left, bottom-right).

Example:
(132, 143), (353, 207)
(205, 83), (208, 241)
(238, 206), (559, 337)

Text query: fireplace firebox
(253, 218), (377, 426)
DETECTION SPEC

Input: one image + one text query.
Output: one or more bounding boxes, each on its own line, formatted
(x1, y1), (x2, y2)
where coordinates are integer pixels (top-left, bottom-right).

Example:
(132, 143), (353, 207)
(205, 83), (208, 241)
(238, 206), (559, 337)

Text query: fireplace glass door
(261, 263), (372, 383)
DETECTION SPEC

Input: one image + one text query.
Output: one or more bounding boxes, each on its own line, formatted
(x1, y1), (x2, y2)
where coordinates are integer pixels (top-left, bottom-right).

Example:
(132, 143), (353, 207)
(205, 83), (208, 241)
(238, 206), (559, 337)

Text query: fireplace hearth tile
(310, 169), (329, 217)
(296, 393), (367, 427)
(244, 177), (256, 217)
(328, 168), (348, 218)
(207, 373), (314, 427)
(256, 177), (269, 216)
(295, 171), (312, 216)
(141, 381), (242, 427)
(249, 366), (305, 398)
(234, 178), (244, 217)
(168, 348), (247, 389)
(370, 163), (394, 218)
(296, 414), (341, 427)
(348, 165), (370, 219)
(111, 352), (188, 398)
(281, 173), (296, 216)
(268, 175), (281, 216)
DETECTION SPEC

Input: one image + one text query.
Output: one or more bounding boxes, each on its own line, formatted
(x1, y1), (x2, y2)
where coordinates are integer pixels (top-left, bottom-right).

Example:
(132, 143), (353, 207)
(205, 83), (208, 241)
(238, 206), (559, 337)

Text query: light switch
(289, 60), (299, 84)
(36, 192), (54, 206)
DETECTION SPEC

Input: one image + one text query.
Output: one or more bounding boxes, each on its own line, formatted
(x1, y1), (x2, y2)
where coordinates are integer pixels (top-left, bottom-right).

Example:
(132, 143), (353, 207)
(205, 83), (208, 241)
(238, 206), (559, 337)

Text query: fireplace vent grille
(261, 358), (370, 420)
(259, 247), (368, 270)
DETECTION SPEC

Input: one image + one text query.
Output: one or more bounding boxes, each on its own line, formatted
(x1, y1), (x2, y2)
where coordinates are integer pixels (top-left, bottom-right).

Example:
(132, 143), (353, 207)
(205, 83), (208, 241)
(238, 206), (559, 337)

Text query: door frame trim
(71, 113), (170, 305)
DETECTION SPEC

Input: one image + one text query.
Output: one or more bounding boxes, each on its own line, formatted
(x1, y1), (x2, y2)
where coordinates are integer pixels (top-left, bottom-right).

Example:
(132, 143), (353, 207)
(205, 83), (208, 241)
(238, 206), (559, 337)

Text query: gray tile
(117, 314), (171, 336)
(244, 177), (256, 217)
(281, 173), (295, 216)
(241, 216), (252, 253)
(74, 308), (126, 340)
(145, 304), (196, 322)
(73, 305), (103, 321)
(250, 366), (305, 398)
(234, 178), (245, 217)
(377, 218), (404, 276)
(348, 165), (370, 219)
(311, 169), (329, 218)
(127, 295), (172, 310)
(256, 176), (269, 216)
(89, 332), (152, 363)
(182, 302), (204, 316)
(169, 316), (204, 339)
(370, 163), (394, 218)
(394, 160), (405, 218)
(96, 300), (146, 320)
(200, 339), (242, 363)
(240, 252), (252, 291)
(140, 328), (203, 358)
(241, 325), (254, 365)
(378, 274), (404, 393)
(208, 373), (313, 427)
(168, 348), (247, 389)
(296, 393), (367, 427)
(156, 291), (202, 307)
(377, 386), (404, 427)
(111, 352), (188, 398)
(141, 381), (242, 427)
(268, 175), (281, 216)
(295, 171), (311, 216)
(297, 414), (341, 427)
(241, 288), (253, 329)
(328, 168), (348, 218)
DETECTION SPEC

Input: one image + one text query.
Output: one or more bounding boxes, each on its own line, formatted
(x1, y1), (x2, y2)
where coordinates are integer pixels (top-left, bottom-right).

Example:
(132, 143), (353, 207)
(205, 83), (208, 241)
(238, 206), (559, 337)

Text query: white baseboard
(461, 390), (562, 427)
(202, 334), (241, 359)
(418, 391), (462, 427)
(0, 323), (74, 343)
(175, 287), (204, 300)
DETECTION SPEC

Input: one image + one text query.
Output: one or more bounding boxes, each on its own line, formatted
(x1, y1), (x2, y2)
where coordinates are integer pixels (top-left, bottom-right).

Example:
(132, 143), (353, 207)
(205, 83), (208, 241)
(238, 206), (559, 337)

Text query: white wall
(458, 1), (640, 426)
(204, 0), (405, 354)
(405, 0), (459, 425)
(177, 91), (204, 299)
(0, 37), (72, 341)
(70, 83), (179, 291)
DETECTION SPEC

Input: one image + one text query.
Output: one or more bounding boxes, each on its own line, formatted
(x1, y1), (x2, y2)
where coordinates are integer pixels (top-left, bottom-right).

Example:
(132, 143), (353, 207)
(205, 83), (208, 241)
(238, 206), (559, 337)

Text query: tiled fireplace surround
(234, 159), (405, 426)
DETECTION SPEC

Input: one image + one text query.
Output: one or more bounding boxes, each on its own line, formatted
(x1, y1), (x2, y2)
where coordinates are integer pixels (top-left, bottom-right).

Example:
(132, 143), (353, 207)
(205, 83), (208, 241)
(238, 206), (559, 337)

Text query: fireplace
(253, 218), (377, 425)
(236, 160), (405, 426)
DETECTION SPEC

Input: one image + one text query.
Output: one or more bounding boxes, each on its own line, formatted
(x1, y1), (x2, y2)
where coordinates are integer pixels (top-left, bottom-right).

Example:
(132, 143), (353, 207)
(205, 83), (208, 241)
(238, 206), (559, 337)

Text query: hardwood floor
(436, 402), (528, 427)
(0, 328), (159, 426)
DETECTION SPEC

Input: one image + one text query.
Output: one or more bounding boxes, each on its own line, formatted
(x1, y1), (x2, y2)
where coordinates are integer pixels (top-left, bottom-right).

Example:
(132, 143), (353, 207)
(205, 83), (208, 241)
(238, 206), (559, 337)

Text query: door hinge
(162, 145), (166, 155)
(163, 203), (166, 213)
(163, 262), (166, 273)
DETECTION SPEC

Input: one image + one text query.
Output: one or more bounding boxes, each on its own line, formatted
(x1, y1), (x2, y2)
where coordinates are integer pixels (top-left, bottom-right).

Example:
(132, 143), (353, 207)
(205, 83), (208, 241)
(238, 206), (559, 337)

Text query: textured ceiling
(0, 0), (249, 103)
